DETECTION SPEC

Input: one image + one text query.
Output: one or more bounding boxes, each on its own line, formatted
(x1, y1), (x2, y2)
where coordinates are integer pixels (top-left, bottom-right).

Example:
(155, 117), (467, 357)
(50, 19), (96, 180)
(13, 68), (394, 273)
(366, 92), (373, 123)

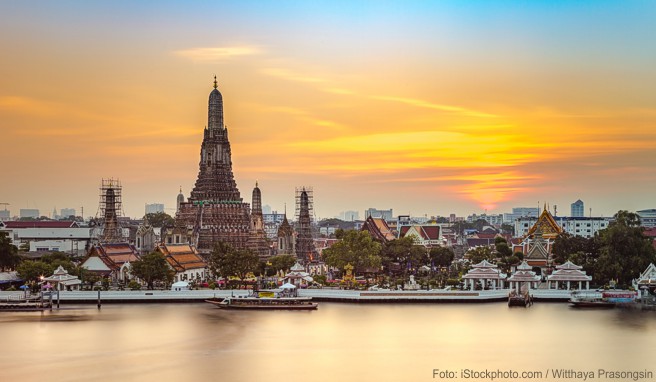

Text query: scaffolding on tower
(96, 178), (124, 243)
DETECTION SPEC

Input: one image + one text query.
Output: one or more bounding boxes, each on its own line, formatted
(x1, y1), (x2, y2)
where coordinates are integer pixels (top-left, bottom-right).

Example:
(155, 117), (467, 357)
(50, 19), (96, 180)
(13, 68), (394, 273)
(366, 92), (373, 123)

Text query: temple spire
(213, 75), (218, 89)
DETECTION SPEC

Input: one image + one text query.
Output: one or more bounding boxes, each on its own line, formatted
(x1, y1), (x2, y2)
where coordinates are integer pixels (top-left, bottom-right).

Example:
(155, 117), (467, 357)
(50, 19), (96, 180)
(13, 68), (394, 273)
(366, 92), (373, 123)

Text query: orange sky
(1, 2), (655, 219)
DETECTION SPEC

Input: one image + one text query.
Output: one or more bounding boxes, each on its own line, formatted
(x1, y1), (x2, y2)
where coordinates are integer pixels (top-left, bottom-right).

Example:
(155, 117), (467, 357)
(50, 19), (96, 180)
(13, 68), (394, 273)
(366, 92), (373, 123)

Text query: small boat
(206, 290), (318, 310)
(508, 290), (532, 307)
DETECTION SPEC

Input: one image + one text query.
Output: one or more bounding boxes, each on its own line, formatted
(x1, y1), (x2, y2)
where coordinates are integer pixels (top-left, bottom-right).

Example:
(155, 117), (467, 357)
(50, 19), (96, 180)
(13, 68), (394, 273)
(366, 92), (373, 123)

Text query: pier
(0, 288), (572, 304)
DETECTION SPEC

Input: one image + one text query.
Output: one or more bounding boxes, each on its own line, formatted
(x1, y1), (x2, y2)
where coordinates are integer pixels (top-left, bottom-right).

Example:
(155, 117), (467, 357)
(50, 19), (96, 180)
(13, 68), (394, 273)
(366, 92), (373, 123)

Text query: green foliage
(208, 281), (217, 290)
(143, 212), (175, 228)
(467, 246), (493, 264)
(128, 280), (141, 290)
(0, 232), (21, 271)
(312, 274), (327, 285)
(209, 241), (259, 283)
(130, 251), (174, 290)
(552, 233), (596, 265)
(268, 254), (297, 273)
(323, 230), (382, 271)
(16, 261), (53, 282)
(513, 251), (524, 260)
(594, 211), (656, 287)
(495, 241), (512, 257)
(429, 246), (455, 268)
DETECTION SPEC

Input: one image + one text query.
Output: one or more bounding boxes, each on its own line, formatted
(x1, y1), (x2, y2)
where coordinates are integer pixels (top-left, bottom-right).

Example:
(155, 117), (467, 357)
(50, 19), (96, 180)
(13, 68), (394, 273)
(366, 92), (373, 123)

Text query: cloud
(259, 67), (327, 83)
(372, 95), (498, 118)
(173, 46), (262, 61)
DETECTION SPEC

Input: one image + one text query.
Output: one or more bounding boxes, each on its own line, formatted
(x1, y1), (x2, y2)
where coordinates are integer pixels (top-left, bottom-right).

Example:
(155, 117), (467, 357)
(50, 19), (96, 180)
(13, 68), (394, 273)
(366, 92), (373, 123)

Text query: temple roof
(471, 259), (498, 269)
(157, 244), (206, 272)
(362, 216), (395, 242)
(526, 205), (563, 239)
(555, 261), (583, 270)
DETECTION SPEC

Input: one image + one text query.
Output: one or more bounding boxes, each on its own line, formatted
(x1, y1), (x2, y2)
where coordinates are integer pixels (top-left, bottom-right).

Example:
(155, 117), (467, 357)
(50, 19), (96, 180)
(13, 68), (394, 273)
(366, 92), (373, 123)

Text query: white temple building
(507, 261), (541, 293)
(284, 263), (314, 288)
(43, 265), (81, 291)
(462, 260), (506, 290)
(546, 261), (592, 290)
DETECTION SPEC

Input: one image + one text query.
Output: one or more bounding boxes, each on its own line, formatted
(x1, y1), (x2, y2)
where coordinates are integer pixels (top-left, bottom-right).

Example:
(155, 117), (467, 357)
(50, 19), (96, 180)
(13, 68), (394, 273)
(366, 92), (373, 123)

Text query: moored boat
(568, 290), (636, 308)
(205, 290), (318, 310)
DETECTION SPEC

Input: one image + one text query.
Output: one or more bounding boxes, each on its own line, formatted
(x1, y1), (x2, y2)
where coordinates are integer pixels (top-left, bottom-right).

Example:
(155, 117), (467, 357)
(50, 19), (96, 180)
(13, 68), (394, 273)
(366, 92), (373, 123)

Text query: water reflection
(0, 303), (654, 382)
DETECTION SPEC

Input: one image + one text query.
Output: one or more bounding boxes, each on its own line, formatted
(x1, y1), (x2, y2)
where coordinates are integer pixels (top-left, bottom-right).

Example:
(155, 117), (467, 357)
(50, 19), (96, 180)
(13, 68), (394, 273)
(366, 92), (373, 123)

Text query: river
(1, 302), (655, 382)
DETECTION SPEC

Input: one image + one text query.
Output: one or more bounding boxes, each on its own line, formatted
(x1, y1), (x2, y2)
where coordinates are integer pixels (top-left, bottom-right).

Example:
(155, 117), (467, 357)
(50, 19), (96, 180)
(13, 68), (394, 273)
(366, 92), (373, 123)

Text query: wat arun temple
(168, 77), (269, 258)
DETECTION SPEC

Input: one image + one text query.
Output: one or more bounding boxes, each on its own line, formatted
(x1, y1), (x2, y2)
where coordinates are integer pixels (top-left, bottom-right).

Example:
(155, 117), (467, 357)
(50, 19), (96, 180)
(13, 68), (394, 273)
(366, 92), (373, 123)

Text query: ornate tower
(277, 208), (295, 256)
(295, 188), (319, 263)
(98, 178), (123, 243)
(173, 77), (252, 254)
(176, 187), (184, 213)
(248, 182), (270, 259)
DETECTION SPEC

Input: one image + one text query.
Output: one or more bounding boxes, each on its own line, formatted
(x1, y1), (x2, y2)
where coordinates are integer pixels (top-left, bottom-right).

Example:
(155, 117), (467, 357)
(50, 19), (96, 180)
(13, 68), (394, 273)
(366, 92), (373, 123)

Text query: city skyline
(1, 1), (655, 219)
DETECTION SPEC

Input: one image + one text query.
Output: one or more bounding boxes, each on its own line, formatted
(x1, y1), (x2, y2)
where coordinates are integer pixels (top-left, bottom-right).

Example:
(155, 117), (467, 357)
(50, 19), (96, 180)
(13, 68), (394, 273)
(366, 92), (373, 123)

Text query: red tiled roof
(2, 221), (78, 228)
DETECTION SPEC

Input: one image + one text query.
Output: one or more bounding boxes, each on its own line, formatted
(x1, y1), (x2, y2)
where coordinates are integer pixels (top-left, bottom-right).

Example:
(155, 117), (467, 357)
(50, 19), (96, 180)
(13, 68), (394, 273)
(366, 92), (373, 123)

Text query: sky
(1, 1), (655, 220)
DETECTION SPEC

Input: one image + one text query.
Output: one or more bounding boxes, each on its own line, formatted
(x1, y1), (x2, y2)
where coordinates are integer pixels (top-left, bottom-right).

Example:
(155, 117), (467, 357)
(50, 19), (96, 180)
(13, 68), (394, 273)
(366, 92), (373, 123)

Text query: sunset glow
(1, 1), (655, 219)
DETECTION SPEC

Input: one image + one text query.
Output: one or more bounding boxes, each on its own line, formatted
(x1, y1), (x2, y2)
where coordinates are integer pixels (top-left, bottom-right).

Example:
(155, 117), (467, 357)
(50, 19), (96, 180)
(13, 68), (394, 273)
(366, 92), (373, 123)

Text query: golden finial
(213, 75), (218, 89)
(256, 180), (258, 188)
(179, 186), (182, 193)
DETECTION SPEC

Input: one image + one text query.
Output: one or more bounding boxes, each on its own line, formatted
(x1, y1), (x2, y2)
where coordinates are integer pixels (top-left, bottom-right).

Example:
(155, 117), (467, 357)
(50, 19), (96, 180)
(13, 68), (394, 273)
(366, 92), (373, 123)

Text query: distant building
(340, 210), (360, 221)
(364, 208), (393, 221)
(515, 216), (610, 238)
(60, 208), (76, 218)
(503, 207), (540, 224)
(0, 220), (90, 256)
(264, 211), (286, 240)
(20, 209), (40, 219)
(637, 209), (656, 228)
(145, 203), (164, 215)
(571, 200), (584, 217)
(0, 209), (10, 221)
(467, 213), (504, 226)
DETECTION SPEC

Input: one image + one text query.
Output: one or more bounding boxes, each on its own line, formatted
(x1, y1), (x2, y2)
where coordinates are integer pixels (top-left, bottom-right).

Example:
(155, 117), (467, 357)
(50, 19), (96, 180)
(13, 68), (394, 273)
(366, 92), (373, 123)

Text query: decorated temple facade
(171, 78), (252, 255)
(512, 205), (564, 277)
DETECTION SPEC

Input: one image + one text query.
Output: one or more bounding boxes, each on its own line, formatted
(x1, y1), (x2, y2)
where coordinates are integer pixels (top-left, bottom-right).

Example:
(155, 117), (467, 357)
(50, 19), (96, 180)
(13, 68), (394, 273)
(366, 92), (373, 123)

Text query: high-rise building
(365, 208), (393, 221)
(172, 77), (252, 254)
(60, 208), (76, 218)
(0, 209), (10, 221)
(571, 199), (584, 217)
(20, 209), (40, 219)
(145, 203), (165, 215)
(637, 209), (656, 228)
(340, 210), (359, 221)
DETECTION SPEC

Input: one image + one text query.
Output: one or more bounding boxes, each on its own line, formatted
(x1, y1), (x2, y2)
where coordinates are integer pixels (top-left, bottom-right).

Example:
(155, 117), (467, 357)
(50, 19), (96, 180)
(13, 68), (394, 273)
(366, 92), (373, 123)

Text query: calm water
(1, 303), (655, 382)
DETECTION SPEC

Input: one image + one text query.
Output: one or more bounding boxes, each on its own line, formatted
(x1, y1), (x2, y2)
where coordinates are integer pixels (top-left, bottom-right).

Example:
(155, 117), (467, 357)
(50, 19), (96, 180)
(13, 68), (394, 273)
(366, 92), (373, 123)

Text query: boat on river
(205, 290), (318, 310)
(569, 290), (637, 308)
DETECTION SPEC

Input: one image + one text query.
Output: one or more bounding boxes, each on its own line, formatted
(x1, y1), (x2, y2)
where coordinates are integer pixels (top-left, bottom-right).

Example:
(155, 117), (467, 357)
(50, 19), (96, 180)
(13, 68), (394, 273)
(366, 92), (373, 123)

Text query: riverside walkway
(0, 288), (571, 304)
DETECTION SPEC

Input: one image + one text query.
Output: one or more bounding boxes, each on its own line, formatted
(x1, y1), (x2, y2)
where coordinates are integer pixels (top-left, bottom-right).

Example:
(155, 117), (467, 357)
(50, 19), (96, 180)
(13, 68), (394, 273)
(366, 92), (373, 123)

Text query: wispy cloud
(372, 95), (498, 118)
(259, 67), (327, 83)
(173, 46), (262, 61)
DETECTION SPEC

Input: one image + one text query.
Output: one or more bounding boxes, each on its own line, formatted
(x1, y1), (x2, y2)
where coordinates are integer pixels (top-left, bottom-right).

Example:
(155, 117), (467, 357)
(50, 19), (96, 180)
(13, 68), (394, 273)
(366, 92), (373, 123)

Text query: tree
(268, 254), (297, 274)
(143, 212), (175, 228)
(0, 232), (21, 271)
(323, 230), (382, 271)
(552, 233), (594, 265)
(494, 237), (512, 257)
(208, 241), (259, 286)
(16, 261), (53, 282)
(466, 246), (493, 264)
(429, 246), (455, 268)
(594, 210), (656, 287)
(130, 251), (174, 289)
